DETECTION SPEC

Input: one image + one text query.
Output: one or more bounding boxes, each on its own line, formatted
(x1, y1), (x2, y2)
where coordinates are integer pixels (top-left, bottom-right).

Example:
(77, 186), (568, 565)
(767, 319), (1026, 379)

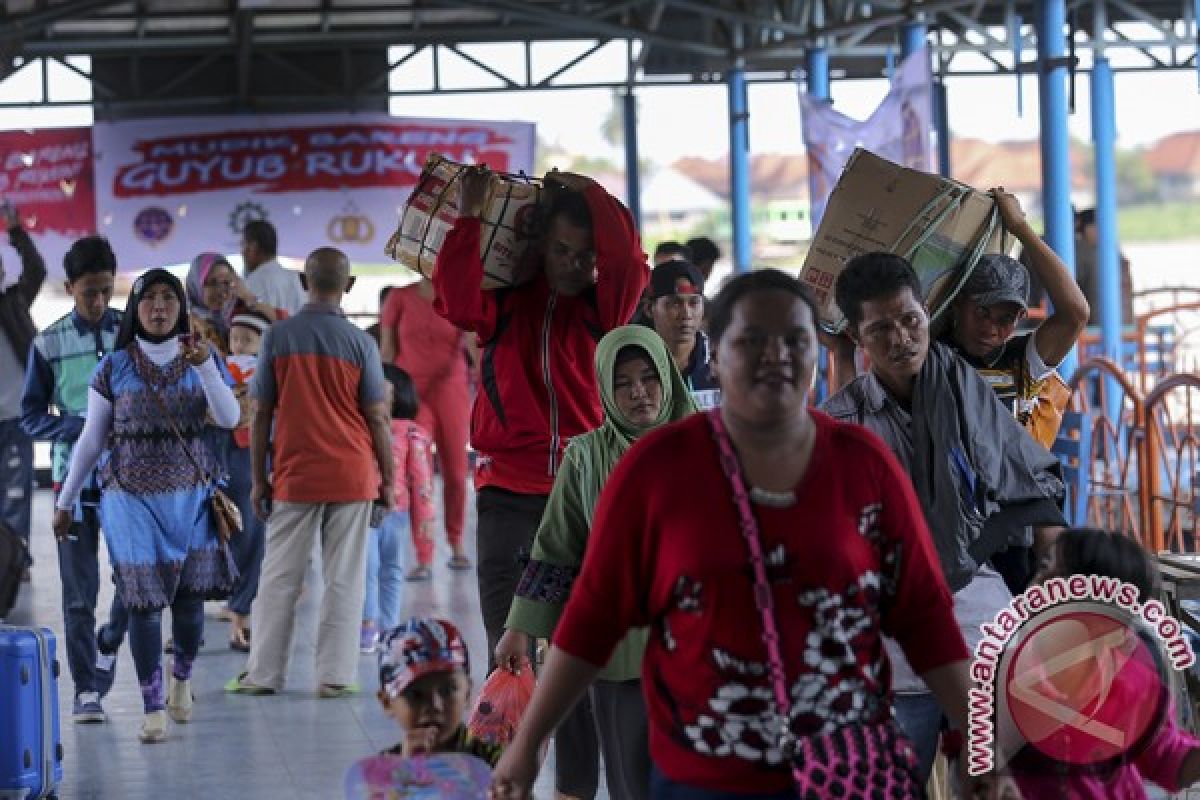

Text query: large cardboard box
(800, 148), (1008, 333)
(386, 154), (542, 290)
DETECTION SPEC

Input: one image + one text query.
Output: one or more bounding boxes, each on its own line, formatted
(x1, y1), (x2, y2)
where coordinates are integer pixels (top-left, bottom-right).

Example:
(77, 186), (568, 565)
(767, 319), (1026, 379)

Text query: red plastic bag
(467, 663), (535, 748)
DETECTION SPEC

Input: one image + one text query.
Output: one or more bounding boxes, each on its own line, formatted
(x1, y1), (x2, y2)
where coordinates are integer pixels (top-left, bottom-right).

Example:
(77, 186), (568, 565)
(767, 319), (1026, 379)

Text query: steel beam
(0, 0), (127, 38)
(436, 0), (726, 58)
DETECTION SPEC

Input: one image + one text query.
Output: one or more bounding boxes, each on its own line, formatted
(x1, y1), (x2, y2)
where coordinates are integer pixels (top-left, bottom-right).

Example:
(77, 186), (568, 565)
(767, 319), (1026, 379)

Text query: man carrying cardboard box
(821, 251), (1066, 784)
(432, 168), (648, 675)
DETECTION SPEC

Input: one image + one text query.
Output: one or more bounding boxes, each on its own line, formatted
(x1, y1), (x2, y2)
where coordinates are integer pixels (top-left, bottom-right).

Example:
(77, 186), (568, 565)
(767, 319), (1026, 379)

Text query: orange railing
(1078, 300), (1200, 394)
(1066, 357), (1154, 548)
(1145, 374), (1200, 554)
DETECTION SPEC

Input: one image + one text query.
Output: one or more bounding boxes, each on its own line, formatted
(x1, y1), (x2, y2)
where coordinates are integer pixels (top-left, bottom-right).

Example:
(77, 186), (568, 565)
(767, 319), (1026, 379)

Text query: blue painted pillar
(900, 21), (927, 58)
(934, 81), (951, 177)
(622, 89), (641, 230)
(728, 64), (752, 273)
(806, 45), (832, 398)
(1092, 61), (1120, 361)
(1036, 0), (1078, 379)
(805, 46), (830, 101)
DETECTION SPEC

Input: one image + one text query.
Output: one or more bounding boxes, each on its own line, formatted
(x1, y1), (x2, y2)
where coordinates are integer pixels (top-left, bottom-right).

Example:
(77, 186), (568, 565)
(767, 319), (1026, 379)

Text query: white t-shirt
(244, 259), (306, 316)
(886, 564), (1013, 693)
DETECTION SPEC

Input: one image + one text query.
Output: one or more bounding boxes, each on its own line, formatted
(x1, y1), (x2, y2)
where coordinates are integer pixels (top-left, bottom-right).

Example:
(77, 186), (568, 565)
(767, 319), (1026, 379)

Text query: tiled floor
(7, 486), (584, 799)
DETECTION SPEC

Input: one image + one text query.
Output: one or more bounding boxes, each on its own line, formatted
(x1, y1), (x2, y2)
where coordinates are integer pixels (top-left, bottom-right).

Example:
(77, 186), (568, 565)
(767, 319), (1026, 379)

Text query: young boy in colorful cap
(376, 617), (503, 767)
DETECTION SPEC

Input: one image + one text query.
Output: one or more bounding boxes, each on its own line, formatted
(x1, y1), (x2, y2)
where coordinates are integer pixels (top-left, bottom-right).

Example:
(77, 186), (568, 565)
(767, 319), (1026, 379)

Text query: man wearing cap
(643, 260), (720, 409)
(940, 191), (1088, 597)
(942, 190), (1089, 432)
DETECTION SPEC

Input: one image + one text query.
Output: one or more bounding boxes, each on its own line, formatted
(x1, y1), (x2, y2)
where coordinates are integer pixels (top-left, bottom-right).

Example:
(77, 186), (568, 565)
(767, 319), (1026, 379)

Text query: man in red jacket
(433, 169), (648, 665)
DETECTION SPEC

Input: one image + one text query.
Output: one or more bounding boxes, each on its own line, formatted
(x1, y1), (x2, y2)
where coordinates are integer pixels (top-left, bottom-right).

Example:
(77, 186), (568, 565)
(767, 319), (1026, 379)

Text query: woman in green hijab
(496, 325), (695, 800)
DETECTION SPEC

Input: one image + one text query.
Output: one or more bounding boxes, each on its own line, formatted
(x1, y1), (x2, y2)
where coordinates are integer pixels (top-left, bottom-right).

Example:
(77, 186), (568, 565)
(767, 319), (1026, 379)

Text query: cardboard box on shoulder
(800, 148), (1008, 333)
(386, 154), (542, 290)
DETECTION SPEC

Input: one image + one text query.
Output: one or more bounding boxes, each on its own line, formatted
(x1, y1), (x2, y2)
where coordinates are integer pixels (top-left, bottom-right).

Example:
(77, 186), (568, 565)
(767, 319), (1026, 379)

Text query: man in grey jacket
(821, 251), (1065, 783)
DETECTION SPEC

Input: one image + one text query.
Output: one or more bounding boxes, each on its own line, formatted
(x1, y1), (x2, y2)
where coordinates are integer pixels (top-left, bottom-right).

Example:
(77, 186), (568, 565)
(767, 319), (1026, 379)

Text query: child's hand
(401, 726), (439, 759)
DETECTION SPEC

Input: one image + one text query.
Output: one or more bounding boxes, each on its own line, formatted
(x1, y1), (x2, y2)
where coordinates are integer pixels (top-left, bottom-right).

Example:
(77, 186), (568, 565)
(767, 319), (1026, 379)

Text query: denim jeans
(0, 418), (33, 559)
(363, 510), (409, 630)
(220, 439), (265, 616)
(59, 504), (129, 694)
(892, 691), (944, 784)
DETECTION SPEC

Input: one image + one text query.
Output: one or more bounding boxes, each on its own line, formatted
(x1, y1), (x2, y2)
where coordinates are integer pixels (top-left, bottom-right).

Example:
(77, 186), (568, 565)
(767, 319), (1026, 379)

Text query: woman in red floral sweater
(491, 270), (1013, 799)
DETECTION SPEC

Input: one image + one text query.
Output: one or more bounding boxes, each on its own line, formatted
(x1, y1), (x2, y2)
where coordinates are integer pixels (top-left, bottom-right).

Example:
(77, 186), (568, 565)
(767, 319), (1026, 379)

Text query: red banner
(0, 127), (95, 238)
(112, 123), (519, 197)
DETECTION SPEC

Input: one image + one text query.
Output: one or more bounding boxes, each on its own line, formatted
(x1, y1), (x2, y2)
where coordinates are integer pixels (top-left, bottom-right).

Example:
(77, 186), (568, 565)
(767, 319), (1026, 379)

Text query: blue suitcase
(0, 627), (63, 799)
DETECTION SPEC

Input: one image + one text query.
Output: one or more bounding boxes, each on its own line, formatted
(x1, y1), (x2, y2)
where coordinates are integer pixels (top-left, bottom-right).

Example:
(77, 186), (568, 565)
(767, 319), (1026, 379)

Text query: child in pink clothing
(361, 365), (438, 653)
(1005, 528), (1200, 799)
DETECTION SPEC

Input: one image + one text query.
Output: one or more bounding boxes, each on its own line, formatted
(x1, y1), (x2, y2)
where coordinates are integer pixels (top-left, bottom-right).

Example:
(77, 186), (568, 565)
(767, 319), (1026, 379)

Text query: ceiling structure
(0, 1), (1195, 116)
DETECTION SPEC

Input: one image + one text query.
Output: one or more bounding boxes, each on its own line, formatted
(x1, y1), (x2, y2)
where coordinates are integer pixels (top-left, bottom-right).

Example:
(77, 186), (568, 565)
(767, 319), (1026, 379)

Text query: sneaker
(94, 631), (118, 698)
(72, 692), (106, 724)
(166, 675), (193, 723)
(139, 710), (168, 743)
(359, 623), (378, 654)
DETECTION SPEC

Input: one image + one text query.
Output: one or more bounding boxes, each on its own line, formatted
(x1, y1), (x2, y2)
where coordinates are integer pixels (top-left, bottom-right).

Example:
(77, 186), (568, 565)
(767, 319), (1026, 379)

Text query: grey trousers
(557, 679), (650, 800)
(245, 500), (372, 690)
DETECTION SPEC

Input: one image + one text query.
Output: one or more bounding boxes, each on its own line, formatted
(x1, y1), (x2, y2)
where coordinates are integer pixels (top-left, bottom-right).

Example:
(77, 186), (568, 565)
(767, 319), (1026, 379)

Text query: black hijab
(116, 268), (189, 349)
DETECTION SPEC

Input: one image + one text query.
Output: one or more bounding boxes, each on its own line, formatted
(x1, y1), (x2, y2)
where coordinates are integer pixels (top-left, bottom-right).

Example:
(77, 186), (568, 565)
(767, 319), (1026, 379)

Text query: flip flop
(406, 566), (433, 582)
(224, 672), (275, 696)
(318, 683), (360, 699)
(447, 555), (472, 571)
(229, 627), (250, 653)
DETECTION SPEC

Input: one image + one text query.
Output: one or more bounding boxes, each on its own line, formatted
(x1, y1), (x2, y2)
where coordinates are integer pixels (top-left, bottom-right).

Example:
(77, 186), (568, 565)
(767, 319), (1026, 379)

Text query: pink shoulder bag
(706, 409), (924, 799)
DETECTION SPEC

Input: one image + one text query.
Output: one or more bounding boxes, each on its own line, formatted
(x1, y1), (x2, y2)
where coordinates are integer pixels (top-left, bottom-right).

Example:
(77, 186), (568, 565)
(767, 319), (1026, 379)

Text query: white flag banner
(800, 47), (934, 227)
(92, 112), (535, 270)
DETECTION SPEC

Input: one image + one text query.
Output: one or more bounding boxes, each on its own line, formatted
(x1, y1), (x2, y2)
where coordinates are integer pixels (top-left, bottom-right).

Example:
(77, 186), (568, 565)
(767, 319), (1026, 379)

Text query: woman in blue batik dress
(53, 268), (240, 744)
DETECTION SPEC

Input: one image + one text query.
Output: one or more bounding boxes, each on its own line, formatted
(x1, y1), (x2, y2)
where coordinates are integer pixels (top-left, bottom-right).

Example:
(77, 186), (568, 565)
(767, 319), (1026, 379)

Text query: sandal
(447, 555), (472, 571)
(318, 683), (360, 699)
(229, 627), (250, 653)
(406, 566), (433, 582)
(224, 672), (275, 696)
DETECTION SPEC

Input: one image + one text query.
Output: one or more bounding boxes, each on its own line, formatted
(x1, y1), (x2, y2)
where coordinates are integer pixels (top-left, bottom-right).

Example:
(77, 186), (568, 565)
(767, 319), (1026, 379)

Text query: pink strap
(706, 409), (802, 779)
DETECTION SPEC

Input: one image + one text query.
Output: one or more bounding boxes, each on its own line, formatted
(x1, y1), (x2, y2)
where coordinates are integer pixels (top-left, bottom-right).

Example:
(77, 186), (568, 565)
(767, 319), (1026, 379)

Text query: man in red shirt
(433, 169), (647, 664)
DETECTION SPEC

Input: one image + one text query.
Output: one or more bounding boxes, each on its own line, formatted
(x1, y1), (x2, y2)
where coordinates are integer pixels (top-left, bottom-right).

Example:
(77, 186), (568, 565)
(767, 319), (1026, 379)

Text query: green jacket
(506, 325), (695, 682)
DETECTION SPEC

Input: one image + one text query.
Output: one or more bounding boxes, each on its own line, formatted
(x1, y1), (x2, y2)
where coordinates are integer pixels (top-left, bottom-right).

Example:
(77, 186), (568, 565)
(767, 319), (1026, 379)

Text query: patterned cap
(964, 253), (1030, 311)
(649, 259), (705, 300)
(378, 618), (469, 698)
(230, 308), (271, 336)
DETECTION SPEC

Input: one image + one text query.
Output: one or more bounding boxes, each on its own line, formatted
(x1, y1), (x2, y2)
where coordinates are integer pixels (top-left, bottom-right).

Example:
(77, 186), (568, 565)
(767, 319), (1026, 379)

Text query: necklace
(749, 486), (798, 508)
